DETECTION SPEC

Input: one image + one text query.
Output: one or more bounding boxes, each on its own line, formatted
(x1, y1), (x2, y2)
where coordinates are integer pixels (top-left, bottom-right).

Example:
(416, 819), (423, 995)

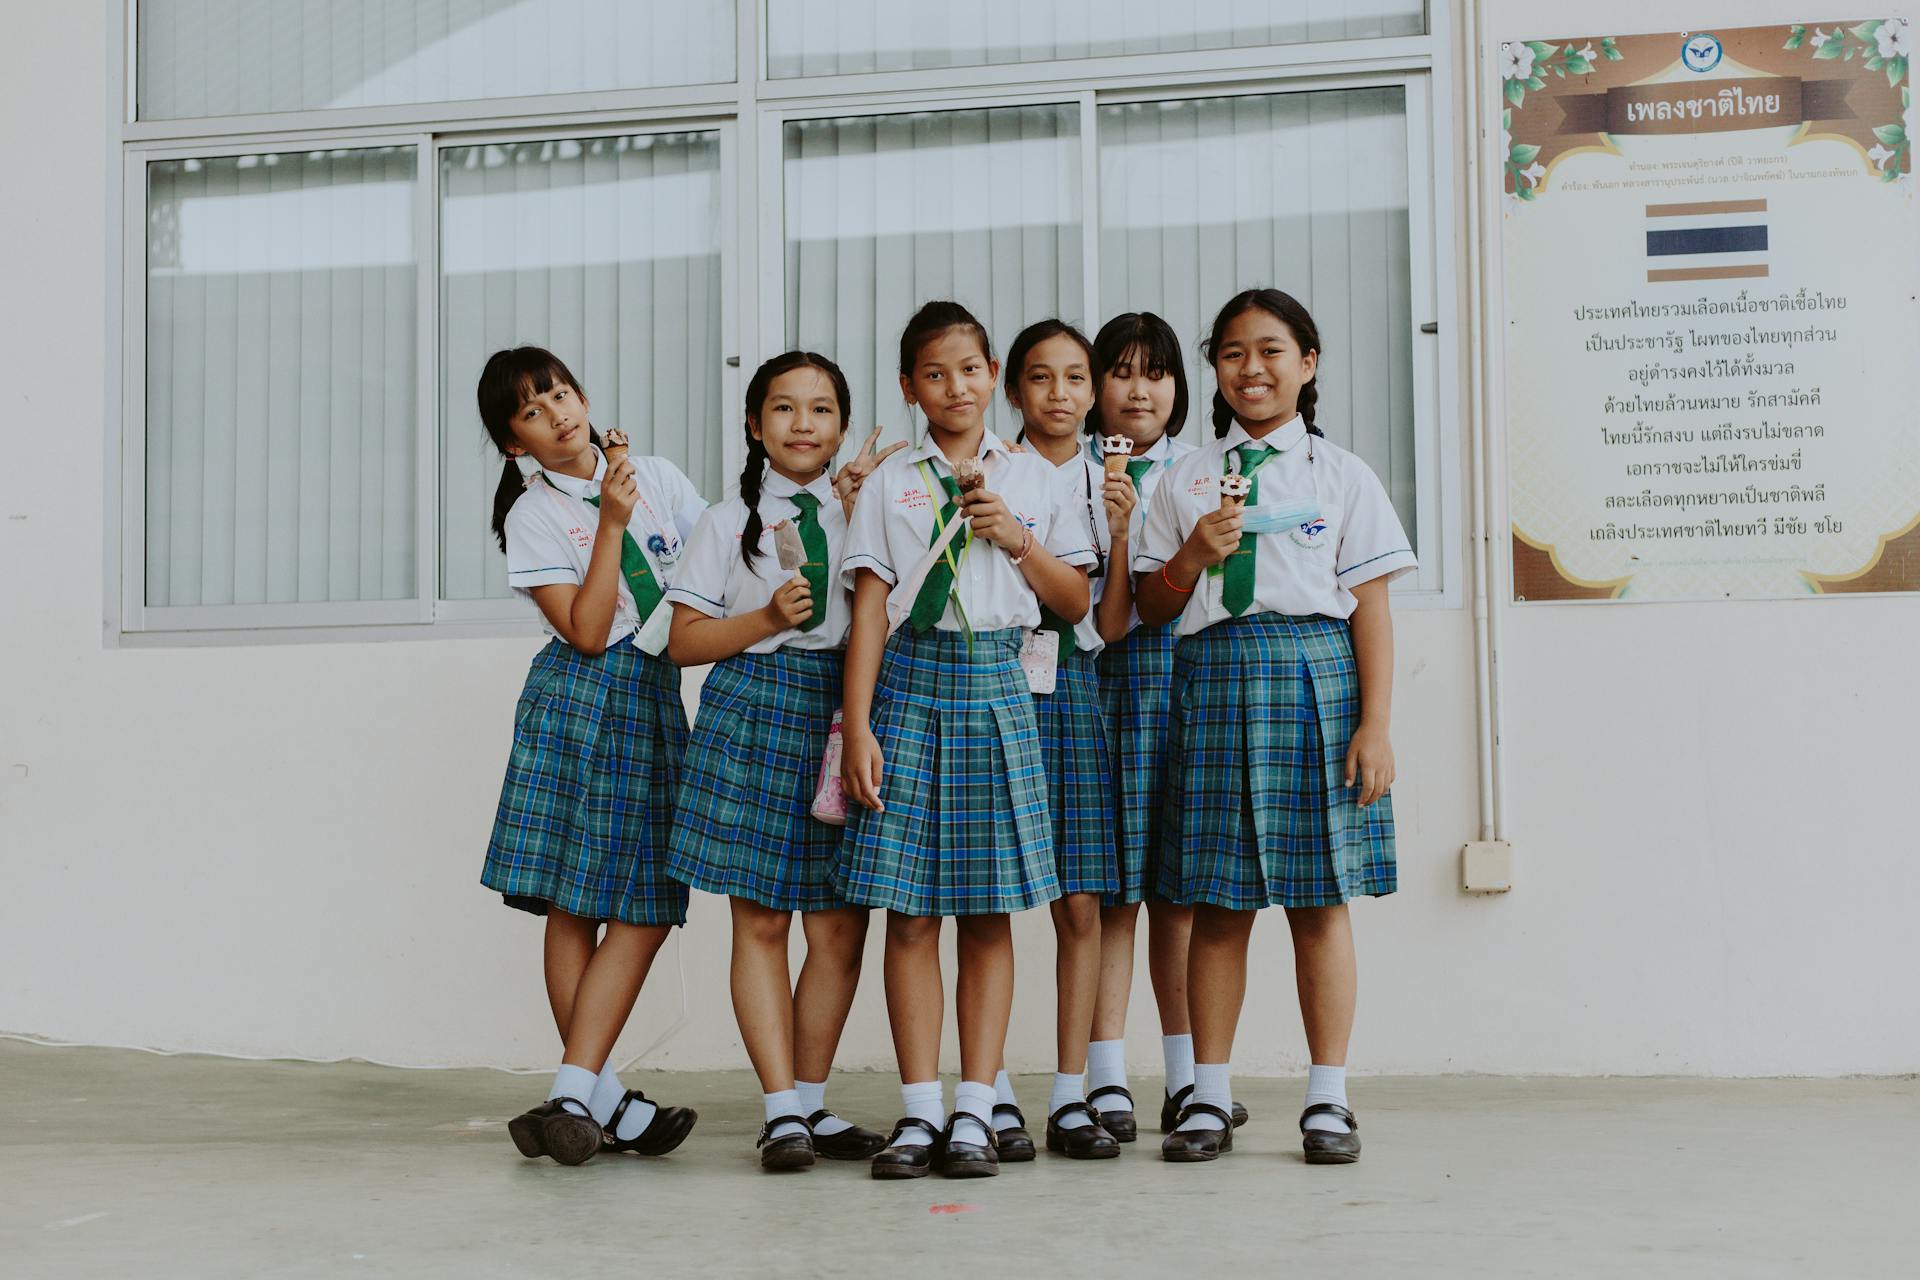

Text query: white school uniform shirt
(841, 429), (1098, 633)
(1134, 415), (1416, 637)
(1082, 430), (1198, 636)
(504, 446), (708, 649)
(663, 469), (850, 651)
(1040, 448), (1128, 657)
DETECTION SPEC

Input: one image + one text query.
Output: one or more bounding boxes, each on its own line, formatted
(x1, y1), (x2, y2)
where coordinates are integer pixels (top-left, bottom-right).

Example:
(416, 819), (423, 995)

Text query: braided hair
(1199, 288), (1324, 440)
(739, 351), (853, 570)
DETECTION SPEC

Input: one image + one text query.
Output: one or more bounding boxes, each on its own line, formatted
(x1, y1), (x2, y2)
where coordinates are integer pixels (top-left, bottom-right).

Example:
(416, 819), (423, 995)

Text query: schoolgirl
(986, 319), (1133, 1161)
(834, 301), (1097, 1180)
(663, 352), (894, 1171)
(476, 346), (708, 1165)
(1133, 290), (1415, 1165)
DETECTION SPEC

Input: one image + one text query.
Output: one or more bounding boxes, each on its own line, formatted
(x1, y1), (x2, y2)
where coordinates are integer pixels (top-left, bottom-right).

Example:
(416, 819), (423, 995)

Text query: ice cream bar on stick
(953, 456), (985, 495)
(601, 428), (629, 471)
(1101, 434), (1133, 478)
(1218, 472), (1252, 510)
(772, 519), (806, 573)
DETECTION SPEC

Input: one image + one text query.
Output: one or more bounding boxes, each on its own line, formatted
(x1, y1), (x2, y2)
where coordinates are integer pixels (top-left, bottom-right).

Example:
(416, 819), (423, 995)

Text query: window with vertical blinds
(783, 104), (1082, 445)
(137, 0), (736, 119)
(1098, 88), (1417, 542)
(144, 147), (419, 609)
(439, 132), (725, 603)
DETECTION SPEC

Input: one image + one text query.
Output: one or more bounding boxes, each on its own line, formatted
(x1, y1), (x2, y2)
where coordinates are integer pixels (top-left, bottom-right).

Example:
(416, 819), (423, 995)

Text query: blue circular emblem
(1682, 34), (1723, 73)
(647, 533), (677, 564)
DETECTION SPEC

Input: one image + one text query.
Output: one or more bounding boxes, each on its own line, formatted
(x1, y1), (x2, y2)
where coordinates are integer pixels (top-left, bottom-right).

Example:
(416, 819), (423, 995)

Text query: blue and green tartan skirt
(1034, 648), (1119, 898)
(1155, 614), (1397, 910)
(668, 647), (849, 912)
(1098, 625), (1178, 905)
(829, 627), (1060, 917)
(481, 638), (690, 927)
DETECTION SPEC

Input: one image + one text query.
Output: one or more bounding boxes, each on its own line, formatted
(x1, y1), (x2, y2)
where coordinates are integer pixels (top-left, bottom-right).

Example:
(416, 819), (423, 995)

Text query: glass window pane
(440, 131), (725, 603)
(785, 104), (1082, 445)
(1098, 88), (1416, 542)
(138, 0), (735, 120)
(145, 147), (419, 608)
(767, 0), (1423, 78)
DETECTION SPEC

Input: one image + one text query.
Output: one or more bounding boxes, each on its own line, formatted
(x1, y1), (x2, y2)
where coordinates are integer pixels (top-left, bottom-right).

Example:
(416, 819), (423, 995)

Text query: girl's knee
(730, 901), (794, 947)
(1100, 901), (1142, 933)
(1052, 893), (1100, 940)
(954, 912), (1011, 944)
(886, 911), (942, 949)
(1191, 904), (1255, 943)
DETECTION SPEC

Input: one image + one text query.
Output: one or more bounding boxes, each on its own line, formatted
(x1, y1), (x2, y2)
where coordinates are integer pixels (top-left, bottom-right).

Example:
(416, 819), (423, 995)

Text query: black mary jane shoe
(991, 1105), (1036, 1163)
(1087, 1085), (1138, 1143)
(1044, 1101), (1121, 1160)
(1159, 1085), (1250, 1134)
(937, 1113), (1000, 1179)
(600, 1089), (697, 1157)
(508, 1098), (603, 1166)
(807, 1110), (888, 1161)
(757, 1115), (817, 1171)
(1299, 1103), (1362, 1165)
(1160, 1102), (1235, 1163)
(870, 1117), (943, 1181)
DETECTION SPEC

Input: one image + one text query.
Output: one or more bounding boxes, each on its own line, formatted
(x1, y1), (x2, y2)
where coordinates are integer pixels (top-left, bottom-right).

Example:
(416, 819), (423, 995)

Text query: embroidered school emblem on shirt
(1290, 517), (1330, 550)
(648, 532), (680, 564)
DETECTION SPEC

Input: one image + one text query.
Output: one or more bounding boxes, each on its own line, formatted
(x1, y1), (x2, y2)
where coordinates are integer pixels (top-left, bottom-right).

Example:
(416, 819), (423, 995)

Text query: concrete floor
(1, 1041), (1914, 1279)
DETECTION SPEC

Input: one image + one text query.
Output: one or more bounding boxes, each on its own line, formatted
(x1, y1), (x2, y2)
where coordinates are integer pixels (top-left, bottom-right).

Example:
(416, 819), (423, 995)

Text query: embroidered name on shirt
(896, 489), (931, 510)
(568, 525), (592, 548)
(1188, 476), (1215, 496)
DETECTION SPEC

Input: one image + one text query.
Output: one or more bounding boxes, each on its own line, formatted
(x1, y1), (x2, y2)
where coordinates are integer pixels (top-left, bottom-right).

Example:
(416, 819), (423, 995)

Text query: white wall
(1, 0), (1913, 1079)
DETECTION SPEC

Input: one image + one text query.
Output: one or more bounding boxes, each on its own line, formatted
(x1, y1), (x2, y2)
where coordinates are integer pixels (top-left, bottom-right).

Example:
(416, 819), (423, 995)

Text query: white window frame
(106, 0), (1461, 645)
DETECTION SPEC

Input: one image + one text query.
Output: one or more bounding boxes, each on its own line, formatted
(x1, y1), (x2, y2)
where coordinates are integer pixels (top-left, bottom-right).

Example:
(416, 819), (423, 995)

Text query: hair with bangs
(1086, 312), (1189, 438)
(476, 346), (597, 551)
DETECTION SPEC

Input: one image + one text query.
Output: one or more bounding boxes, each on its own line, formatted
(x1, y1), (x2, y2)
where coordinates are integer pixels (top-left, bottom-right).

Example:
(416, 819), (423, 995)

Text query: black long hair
(739, 351), (853, 570)
(476, 346), (598, 551)
(898, 299), (994, 377)
(1002, 318), (1094, 430)
(1198, 288), (1324, 439)
(1086, 311), (1189, 439)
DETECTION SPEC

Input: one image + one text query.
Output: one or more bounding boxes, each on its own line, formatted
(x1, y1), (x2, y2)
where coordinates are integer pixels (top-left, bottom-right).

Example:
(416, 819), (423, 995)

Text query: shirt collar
(1220, 415), (1306, 456)
(761, 468), (835, 506)
(908, 427), (1011, 468)
(538, 447), (606, 498)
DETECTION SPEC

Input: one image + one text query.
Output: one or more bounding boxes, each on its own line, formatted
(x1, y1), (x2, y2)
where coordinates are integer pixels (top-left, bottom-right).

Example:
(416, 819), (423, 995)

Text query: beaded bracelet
(1009, 527), (1034, 565)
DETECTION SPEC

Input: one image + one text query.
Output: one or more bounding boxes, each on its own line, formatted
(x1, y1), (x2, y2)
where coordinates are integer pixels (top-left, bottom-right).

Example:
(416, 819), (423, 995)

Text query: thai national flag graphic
(1644, 199), (1769, 283)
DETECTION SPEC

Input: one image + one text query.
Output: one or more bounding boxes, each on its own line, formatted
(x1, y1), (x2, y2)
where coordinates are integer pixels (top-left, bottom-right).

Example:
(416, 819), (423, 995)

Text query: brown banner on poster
(1552, 77), (1854, 135)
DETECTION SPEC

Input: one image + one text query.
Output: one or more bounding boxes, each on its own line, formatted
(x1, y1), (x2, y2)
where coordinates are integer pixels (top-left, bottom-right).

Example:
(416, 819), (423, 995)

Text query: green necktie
(787, 490), (830, 632)
(1125, 457), (1152, 492)
(585, 495), (665, 624)
(908, 473), (971, 632)
(1220, 443), (1280, 617)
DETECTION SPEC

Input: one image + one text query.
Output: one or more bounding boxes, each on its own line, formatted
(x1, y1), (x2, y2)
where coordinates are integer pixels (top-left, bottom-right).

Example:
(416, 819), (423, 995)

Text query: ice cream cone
(1101, 434), (1132, 478)
(601, 428), (629, 470)
(1218, 472), (1251, 510)
(953, 456), (985, 494)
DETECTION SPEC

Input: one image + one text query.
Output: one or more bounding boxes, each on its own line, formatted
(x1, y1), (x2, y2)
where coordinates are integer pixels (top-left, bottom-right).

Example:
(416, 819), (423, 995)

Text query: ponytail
(476, 345), (593, 552)
(1199, 288), (1324, 440)
(490, 459), (523, 553)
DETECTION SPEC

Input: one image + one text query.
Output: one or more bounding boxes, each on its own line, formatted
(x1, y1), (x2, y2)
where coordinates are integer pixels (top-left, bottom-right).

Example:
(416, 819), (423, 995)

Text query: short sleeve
(841, 458), (899, 587)
(662, 502), (738, 617)
(1134, 458), (1190, 572)
(1042, 461), (1097, 569)
(653, 458), (708, 541)
(503, 496), (580, 591)
(1335, 462), (1418, 588)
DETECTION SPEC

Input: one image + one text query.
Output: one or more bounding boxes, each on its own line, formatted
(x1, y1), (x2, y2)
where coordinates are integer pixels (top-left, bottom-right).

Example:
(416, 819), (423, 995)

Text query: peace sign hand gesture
(832, 426), (909, 517)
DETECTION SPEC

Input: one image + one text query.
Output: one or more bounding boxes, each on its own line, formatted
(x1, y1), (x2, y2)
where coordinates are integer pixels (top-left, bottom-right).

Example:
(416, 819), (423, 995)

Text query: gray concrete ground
(1, 1040), (1913, 1279)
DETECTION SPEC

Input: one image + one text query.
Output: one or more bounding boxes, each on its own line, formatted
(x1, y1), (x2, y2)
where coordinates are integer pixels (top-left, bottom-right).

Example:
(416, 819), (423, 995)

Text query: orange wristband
(1160, 564), (1196, 594)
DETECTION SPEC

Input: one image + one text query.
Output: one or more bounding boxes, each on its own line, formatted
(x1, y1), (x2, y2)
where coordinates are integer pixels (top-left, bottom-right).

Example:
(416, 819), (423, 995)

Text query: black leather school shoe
(600, 1090), (697, 1156)
(1159, 1103), (1235, 1162)
(991, 1104), (1036, 1162)
(1044, 1101), (1121, 1159)
(508, 1098), (603, 1166)
(757, 1115), (817, 1171)
(1087, 1085), (1137, 1142)
(937, 1113), (1000, 1178)
(807, 1110), (888, 1161)
(870, 1117), (942, 1180)
(1159, 1085), (1249, 1133)
(1299, 1103), (1361, 1165)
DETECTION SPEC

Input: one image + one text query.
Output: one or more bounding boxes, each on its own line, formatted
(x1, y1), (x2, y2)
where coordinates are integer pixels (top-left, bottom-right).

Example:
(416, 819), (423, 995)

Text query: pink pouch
(811, 709), (848, 826)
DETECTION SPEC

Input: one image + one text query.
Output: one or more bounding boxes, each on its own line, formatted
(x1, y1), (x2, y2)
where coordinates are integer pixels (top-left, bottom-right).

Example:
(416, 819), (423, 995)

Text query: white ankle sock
(1185, 1062), (1231, 1132)
(951, 1080), (996, 1148)
(796, 1078), (852, 1136)
(1086, 1039), (1128, 1104)
(1161, 1033), (1196, 1096)
(547, 1064), (597, 1116)
(1302, 1064), (1352, 1134)
(1049, 1072), (1092, 1128)
(763, 1089), (808, 1141)
(893, 1081), (944, 1148)
(991, 1069), (1023, 1129)
(582, 1062), (656, 1139)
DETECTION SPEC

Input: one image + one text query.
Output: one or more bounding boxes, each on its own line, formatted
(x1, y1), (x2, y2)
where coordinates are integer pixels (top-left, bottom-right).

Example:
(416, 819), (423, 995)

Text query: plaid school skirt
(1098, 625), (1178, 905)
(1155, 614), (1397, 910)
(668, 648), (848, 912)
(830, 627), (1060, 918)
(1034, 649), (1119, 898)
(481, 638), (691, 927)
